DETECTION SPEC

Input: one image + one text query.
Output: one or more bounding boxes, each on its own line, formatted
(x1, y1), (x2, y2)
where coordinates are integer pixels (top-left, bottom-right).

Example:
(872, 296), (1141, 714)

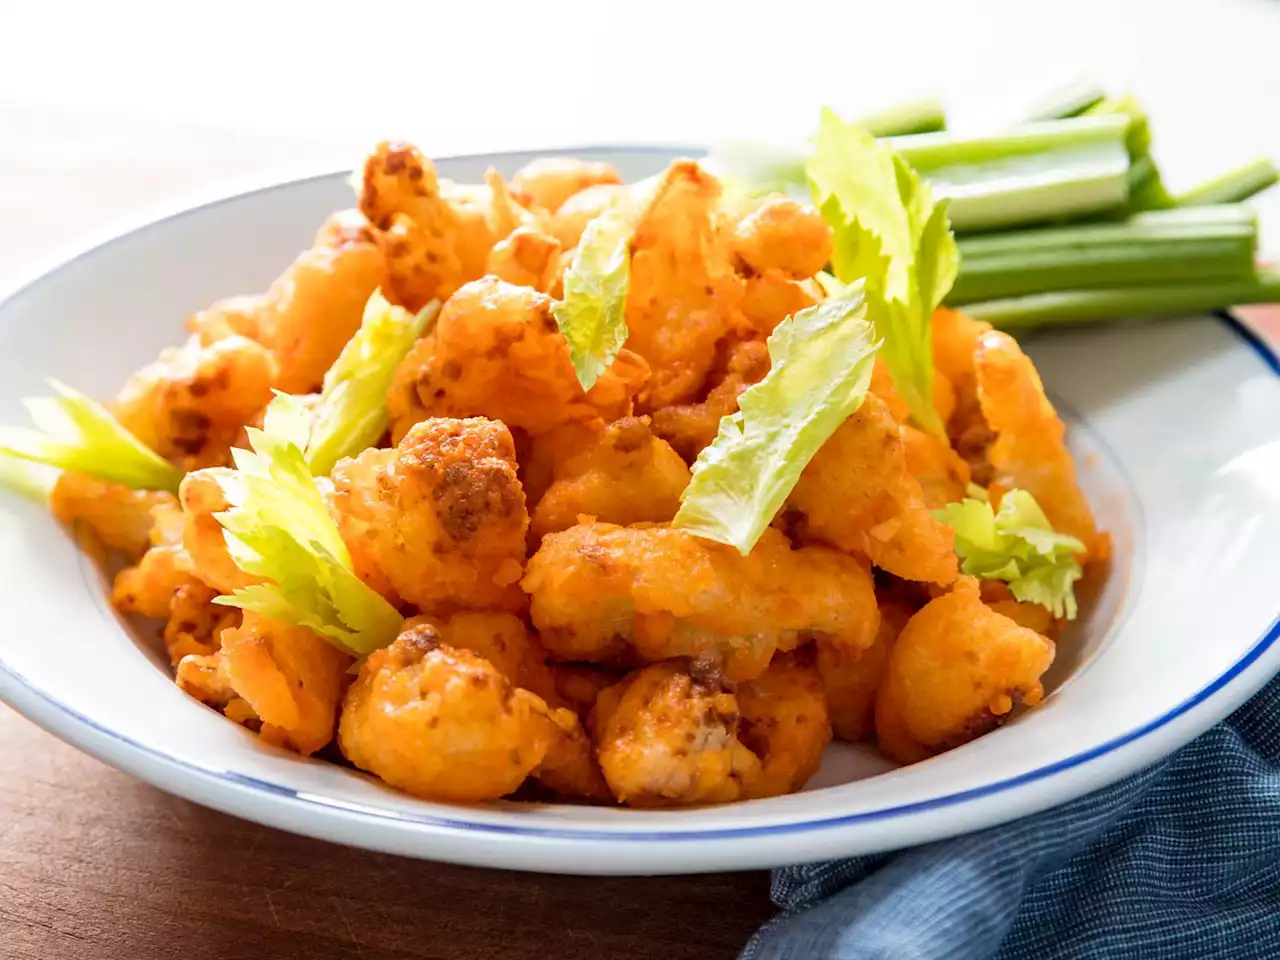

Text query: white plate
(1, 148), (1278, 876)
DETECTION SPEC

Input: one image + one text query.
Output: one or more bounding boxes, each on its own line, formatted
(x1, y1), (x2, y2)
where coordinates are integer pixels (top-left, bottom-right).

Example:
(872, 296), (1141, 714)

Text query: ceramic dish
(1, 147), (1278, 875)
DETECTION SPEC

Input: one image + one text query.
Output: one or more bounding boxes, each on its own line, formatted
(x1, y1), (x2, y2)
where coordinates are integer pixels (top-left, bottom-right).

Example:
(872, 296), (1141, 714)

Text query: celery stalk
(859, 97), (947, 137)
(1177, 158), (1280, 207)
(949, 206), (1258, 304)
(1018, 78), (1108, 123)
(963, 267), (1280, 329)
(1085, 95), (1173, 210)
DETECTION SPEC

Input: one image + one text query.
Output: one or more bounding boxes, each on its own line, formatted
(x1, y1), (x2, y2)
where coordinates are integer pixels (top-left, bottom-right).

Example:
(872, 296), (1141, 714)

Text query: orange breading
(338, 622), (551, 801)
(161, 581), (238, 664)
(740, 272), (821, 336)
(519, 421), (601, 507)
(786, 392), (958, 585)
(547, 183), (627, 250)
(485, 226), (563, 293)
(111, 497), (195, 619)
(870, 358), (957, 429)
(178, 468), (256, 595)
(626, 161), (746, 411)
(737, 651), (832, 799)
(532, 703), (614, 801)
(729, 196), (833, 279)
(901, 424), (971, 509)
(329, 417), (529, 616)
(523, 523), (880, 681)
(386, 276), (646, 441)
(529, 416), (690, 541)
(114, 333), (276, 472)
(402, 611), (559, 706)
(510, 157), (623, 214)
(590, 660), (760, 807)
(932, 307), (993, 460)
(550, 662), (624, 718)
(875, 578), (1055, 764)
(816, 601), (912, 742)
(49, 473), (177, 561)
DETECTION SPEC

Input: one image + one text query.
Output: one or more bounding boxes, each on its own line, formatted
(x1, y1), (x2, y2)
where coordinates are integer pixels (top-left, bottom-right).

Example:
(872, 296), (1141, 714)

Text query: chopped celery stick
(1017, 78), (1107, 123)
(1085, 95), (1173, 210)
(949, 206), (1257, 304)
(1177, 158), (1280, 207)
(858, 97), (947, 137)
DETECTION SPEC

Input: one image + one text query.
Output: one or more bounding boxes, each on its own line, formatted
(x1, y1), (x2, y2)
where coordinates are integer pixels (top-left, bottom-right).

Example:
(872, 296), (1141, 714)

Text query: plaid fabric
(743, 675), (1280, 960)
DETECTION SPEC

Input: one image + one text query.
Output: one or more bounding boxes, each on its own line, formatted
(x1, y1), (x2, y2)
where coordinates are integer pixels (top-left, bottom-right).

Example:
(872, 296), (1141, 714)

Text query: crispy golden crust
(550, 662), (624, 718)
(329, 417), (528, 615)
(386, 277), (646, 441)
(816, 601), (911, 742)
(870, 358), (957, 429)
(548, 183), (627, 250)
(901, 424), (972, 510)
(786, 392), (958, 585)
(114, 334), (277, 471)
(529, 417), (690, 541)
(486, 226), (563, 293)
(975, 331), (1100, 555)
(728, 197), (833, 279)
(179, 468), (257, 595)
(533, 704), (613, 801)
(649, 339), (770, 462)
(737, 652), (831, 799)
(874, 578), (1055, 764)
(523, 523), (880, 681)
(591, 661), (759, 807)
(402, 611), (559, 706)
(338, 623), (550, 801)
(50, 473), (177, 561)
(740, 271), (820, 337)
(510, 157), (623, 214)
(162, 581), (238, 664)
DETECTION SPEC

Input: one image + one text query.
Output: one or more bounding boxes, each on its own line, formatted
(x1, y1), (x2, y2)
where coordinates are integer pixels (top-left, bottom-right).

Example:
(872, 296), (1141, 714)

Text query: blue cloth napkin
(743, 675), (1280, 960)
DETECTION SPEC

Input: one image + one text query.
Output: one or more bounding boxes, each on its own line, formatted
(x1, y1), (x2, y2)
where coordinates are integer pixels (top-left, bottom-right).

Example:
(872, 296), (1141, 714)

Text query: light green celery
(963, 267), (1280, 329)
(949, 206), (1258, 305)
(1017, 78), (1107, 123)
(807, 108), (957, 438)
(1177, 158), (1280, 207)
(0, 381), (182, 493)
(1084, 95), (1173, 211)
(0, 457), (56, 501)
(858, 97), (947, 137)
(672, 283), (880, 555)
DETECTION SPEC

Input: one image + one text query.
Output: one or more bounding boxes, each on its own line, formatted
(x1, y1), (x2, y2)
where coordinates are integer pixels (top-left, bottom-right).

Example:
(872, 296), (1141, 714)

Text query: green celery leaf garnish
(806, 107), (958, 440)
(672, 282), (880, 554)
(212, 395), (403, 656)
(935, 488), (1087, 620)
(0, 380), (181, 493)
(305, 290), (438, 475)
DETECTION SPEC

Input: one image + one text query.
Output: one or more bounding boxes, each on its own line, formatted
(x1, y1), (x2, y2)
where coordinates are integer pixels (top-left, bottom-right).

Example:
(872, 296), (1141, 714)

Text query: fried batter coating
(523, 523), (879, 681)
(740, 271), (821, 336)
(786, 392), (958, 585)
(187, 294), (265, 344)
(402, 611), (559, 706)
(870, 359), (958, 429)
(510, 157), (623, 214)
(548, 183), (627, 250)
(591, 660), (759, 807)
(386, 277), (646, 441)
(980, 580), (1056, 637)
(649, 339), (770, 462)
(111, 497), (193, 619)
(533, 703), (613, 801)
(974, 330), (1099, 553)
(902, 424), (972, 509)
(49, 472), (177, 560)
(179, 612), (350, 756)
(737, 652), (831, 798)
(875, 578), (1055, 764)
(550, 662), (624, 717)
(179, 468), (256, 594)
(114, 334), (277, 471)
(816, 601), (911, 742)
(626, 161), (746, 410)
(486, 226), (563, 293)
(162, 580), (238, 663)
(329, 417), (528, 615)
(933, 307), (994, 465)
(519, 422), (600, 506)
(338, 621), (551, 801)
(529, 417), (691, 541)
(729, 197), (833, 279)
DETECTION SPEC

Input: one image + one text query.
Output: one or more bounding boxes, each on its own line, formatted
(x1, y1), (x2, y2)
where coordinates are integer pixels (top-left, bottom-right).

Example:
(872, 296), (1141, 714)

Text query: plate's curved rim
(0, 154), (1278, 850)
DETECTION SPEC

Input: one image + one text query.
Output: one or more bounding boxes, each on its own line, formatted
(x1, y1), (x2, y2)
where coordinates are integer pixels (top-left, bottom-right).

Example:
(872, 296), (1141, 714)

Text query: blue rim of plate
(0, 163), (1278, 842)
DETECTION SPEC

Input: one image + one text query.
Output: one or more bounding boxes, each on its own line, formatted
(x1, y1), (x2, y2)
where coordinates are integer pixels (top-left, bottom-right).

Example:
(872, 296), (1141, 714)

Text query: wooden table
(0, 705), (773, 959)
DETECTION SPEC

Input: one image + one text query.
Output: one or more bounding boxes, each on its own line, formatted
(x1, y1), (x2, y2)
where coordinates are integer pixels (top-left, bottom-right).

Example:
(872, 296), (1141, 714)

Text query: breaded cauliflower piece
(179, 468), (257, 595)
(626, 161), (746, 411)
(485, 226), (563, 293)
(975, 330), (1100, 554)
(329, 417), (529, 615)
(533, 702), (613, 801)
(875, 578), (1055, 764)
(178, 612), (351, 756)
(785, 392), (958, 585)
(740, 272), (821, 336)
(162, 581), (238, 664)
(869, 358), (958, 429)
(111, 496), (195, 620)
(401, 611), (559, 706)
(736, 651), (831, 799)
(510, 157), (623, 214)
(114, 333), (276, 471)
(816, 601), (911, 742)
(50, 472), (178, 560)
(338, 621), (551, 801)
(548, 183), (628, 250)
(550, 662), (624, 718)
(529, 416), (690, 541)
(386, 277), (646, 441)
(728, 196), (833, 279)
(591, 660), (759, 807)
(523, 523), (880, 682)
(932, 307), (994, 468)
(901, 424), (972, 510)
(519, 422), (601, 507)
(649, 339), (770, 462)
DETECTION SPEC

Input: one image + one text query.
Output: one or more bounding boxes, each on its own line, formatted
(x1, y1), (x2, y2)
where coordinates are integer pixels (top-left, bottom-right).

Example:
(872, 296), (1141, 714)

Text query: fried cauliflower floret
(486, 226), (563, 293)
(329, 417), (528, 615)
(869, 358), (957, 428)
(902, 424), (971, 509)
(816, 601), (911, 742)
(932, 307), (994, 465)
(980, 580), (1057, 637)
(785, 392), (958, 585)
(523, 523), (879, 681)
(114, 334), (277, 471)
(386, 277), (646, 441)
(975, 330), (1100, 554)
(111, 498), (194, 619)
(49, 472), (177, 560)
(649, 339), (770, 462)
(162, 581), (238, 663)
(519, 422), (600, 506)
(533, 703), (613, 801)
(187, 294), (265, 344)
(736, 652), (831, 799)
(591, 660), (759, 807)
(550, 662), (624, 717)
(875, 577), (1055, 764)
(740, 272), (821, 336)
(626, 161), (745, 411)
(338, 621), (551, 801)
(179, 612), (350, 756)
(549, 183), (627, 249)
(729, 196), (833, 279)
(402, 611), (559, 706)
(510, 157), (624, 214)
(529, 417), (691, 541)
(179, 468), (256, 594)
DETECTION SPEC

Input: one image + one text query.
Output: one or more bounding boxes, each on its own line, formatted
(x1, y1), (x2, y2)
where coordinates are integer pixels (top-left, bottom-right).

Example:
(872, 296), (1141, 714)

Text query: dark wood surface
(0, 705), (773, 960)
